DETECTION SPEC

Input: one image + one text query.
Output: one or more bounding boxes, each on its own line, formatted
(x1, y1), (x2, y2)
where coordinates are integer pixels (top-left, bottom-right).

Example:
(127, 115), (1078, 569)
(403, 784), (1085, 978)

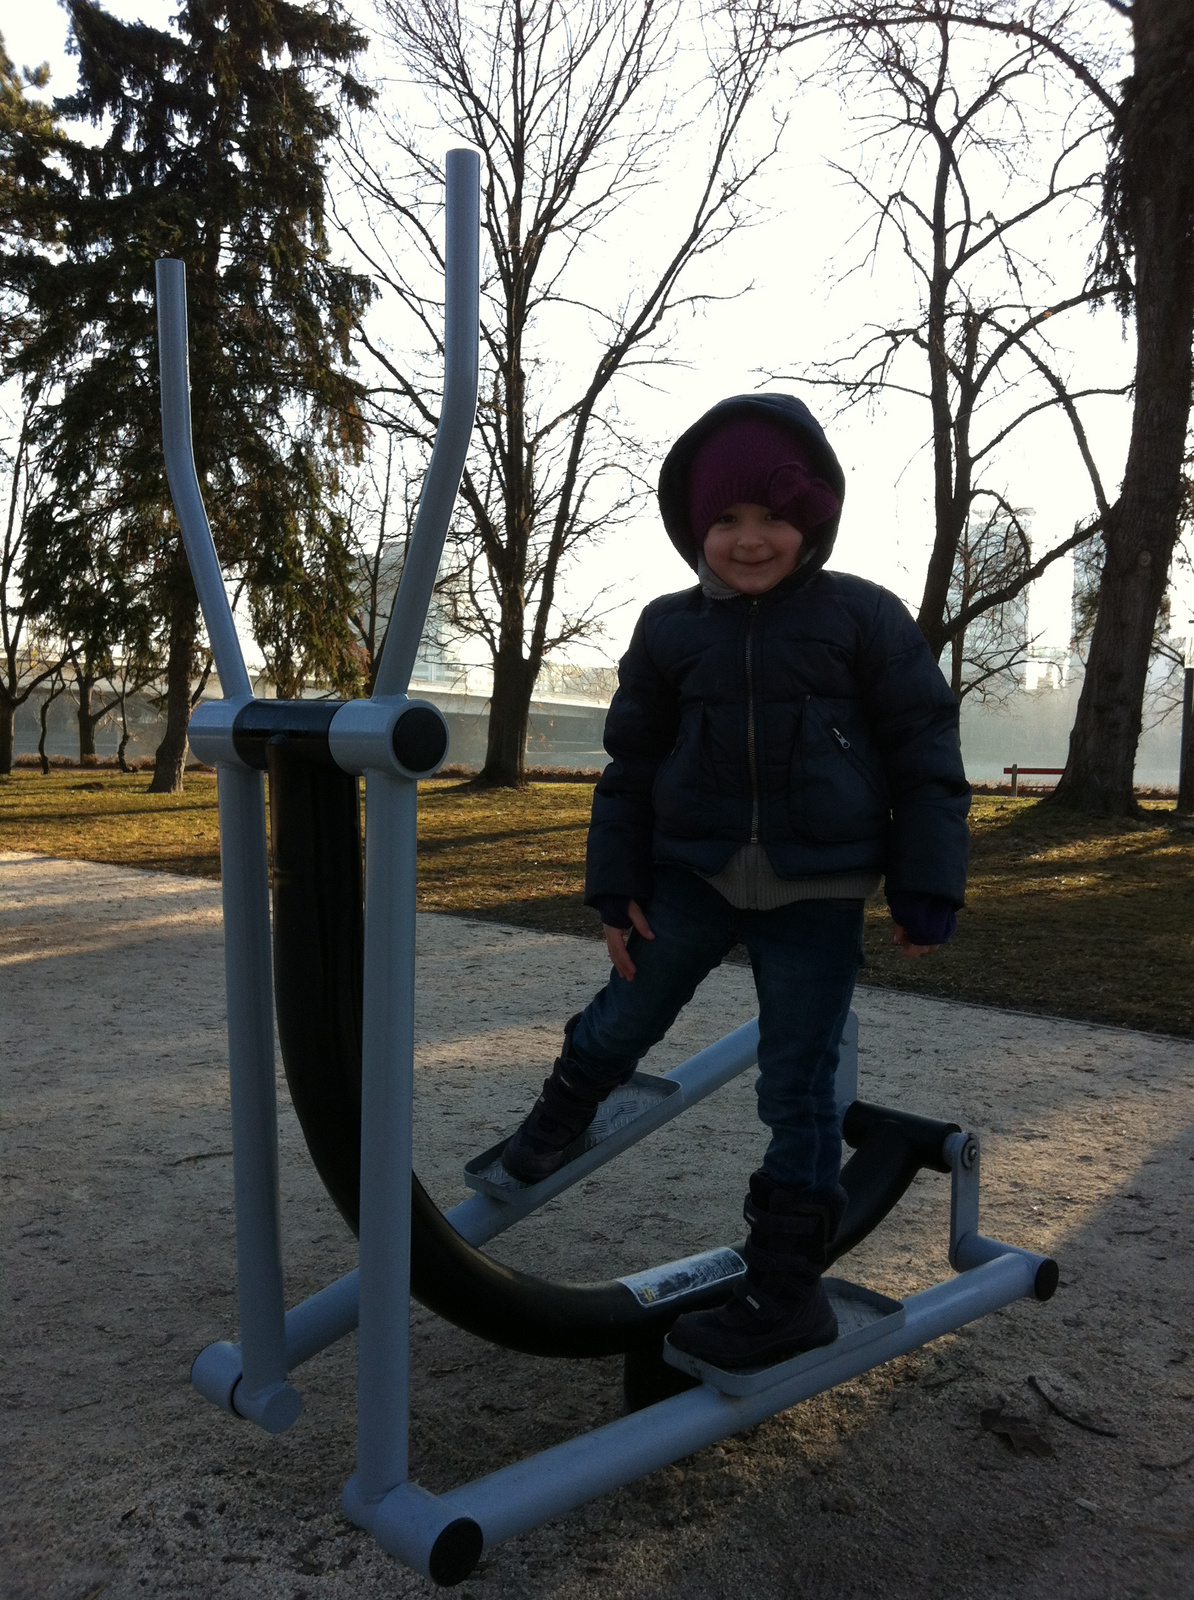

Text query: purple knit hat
(687, 417), (841, 544)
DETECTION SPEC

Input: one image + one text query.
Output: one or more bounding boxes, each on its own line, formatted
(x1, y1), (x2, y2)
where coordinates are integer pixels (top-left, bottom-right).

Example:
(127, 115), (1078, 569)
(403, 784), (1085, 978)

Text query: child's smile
(702, 502), (805, 594)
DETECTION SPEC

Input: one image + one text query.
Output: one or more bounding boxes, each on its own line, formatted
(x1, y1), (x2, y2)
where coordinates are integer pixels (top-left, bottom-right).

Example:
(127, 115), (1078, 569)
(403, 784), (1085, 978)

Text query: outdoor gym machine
(157, 146), (1058, 1588)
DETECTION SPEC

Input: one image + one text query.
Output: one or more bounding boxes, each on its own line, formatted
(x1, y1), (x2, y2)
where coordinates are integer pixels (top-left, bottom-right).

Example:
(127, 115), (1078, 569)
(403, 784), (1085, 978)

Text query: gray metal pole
(355, 770), (419, 1499)
(353, 146), (481, 1507)
(155, 259), (298, 1432)
(155, 259), (252, 703)
(454, 1253), (1036, 1549)
(354, 1249), (1038, 1577)
(372, 148), (481, 700)
(451, 1254), (1035, 1551)
(217, 764), (300, 1433)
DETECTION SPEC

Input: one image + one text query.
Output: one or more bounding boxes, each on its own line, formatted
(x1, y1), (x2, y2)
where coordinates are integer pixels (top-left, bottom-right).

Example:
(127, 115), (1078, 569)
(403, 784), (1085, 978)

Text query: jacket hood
(658, 393), (846, 573)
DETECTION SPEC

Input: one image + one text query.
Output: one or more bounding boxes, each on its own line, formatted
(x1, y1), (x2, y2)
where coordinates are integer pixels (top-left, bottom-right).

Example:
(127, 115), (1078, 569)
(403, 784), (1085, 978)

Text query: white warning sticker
(618, 1247), (746, 1307)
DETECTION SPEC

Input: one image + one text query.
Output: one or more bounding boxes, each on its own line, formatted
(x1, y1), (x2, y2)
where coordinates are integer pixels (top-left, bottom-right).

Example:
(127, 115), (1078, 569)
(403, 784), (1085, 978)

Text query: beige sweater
(702, 842), (880, 910)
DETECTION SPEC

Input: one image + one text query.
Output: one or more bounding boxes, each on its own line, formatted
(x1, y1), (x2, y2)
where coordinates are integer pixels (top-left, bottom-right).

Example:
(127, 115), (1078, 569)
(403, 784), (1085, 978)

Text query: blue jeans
(569, 867), (863, 1195)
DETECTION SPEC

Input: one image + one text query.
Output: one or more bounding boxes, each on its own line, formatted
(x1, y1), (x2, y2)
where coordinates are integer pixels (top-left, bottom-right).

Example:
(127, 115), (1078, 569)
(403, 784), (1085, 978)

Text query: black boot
(501, 1015), (622, 1184)
(667, 1172), (846, 1372)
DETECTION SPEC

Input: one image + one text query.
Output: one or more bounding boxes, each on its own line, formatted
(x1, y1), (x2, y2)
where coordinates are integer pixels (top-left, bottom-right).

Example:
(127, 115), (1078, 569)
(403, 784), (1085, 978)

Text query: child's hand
(605, 899), (654, 981)
(891, 923), (939, 959)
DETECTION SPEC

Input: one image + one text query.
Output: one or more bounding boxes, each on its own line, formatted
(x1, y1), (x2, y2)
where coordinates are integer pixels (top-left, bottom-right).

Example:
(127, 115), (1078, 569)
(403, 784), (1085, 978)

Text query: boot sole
(668, 1315), (839, 1374)
(498, 1141), (569, 1186)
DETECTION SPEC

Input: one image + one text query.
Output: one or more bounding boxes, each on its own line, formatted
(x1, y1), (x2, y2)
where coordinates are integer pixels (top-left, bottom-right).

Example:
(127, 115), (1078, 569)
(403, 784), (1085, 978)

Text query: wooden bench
(1003, 764), (1064, 797)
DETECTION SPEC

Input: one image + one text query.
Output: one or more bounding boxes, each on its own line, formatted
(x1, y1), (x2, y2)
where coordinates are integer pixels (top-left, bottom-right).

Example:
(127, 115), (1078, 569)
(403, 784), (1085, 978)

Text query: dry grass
(0, 769), (223, 878)
(860, 795), (1194, 1036)
(3, 769), (1191, 1035)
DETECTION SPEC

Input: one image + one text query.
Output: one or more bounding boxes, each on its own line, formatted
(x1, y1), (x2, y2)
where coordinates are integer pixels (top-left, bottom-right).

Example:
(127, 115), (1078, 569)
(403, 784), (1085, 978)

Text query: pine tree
(0, 43), (66, 773)
(2, 1), (373, 790)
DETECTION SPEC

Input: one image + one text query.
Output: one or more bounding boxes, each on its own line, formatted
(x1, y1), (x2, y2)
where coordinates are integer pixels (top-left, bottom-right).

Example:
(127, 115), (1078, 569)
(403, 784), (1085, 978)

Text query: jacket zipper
(746, 600), (760, 841)
(829, 716), (885, 796)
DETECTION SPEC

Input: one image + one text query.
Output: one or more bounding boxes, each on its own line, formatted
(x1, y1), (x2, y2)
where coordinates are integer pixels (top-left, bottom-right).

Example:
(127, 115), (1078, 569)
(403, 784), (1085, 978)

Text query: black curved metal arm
(265, 741), (960, 1361)
(266, 741), (733, 1354)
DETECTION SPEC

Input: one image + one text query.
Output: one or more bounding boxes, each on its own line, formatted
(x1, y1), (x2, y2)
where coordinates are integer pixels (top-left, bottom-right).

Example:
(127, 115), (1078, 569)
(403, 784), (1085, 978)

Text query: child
(502, 394), (970, 1371)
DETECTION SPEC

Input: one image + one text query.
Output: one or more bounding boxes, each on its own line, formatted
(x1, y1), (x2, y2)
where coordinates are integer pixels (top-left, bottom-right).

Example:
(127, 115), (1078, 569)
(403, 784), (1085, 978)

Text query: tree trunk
(38, 683), (58, 773)
(149, 591), (198, 794)
(117, 691), (133, 773)
(76, 673), (97, 761)
(949, 631), (964, 700)
(476, 645), (537, 787)
(0, 693), (14, 774)
(1051, 0), (1194, 816)
(915, 125), (971, 661)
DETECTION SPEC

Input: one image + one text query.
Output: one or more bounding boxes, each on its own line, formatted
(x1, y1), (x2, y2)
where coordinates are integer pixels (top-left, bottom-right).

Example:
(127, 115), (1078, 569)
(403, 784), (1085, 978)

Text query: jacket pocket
(795, 700), (888, 843)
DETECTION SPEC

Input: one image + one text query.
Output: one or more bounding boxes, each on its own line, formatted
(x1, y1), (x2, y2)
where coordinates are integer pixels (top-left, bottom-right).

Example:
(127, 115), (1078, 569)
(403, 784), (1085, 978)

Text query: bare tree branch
(340, 0), (778, 782)
(765, 2), (1119, 675)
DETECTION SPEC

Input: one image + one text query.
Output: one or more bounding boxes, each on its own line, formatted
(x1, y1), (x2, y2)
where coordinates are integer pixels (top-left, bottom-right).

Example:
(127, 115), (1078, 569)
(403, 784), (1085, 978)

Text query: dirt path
(3, 851), (1192, 1600)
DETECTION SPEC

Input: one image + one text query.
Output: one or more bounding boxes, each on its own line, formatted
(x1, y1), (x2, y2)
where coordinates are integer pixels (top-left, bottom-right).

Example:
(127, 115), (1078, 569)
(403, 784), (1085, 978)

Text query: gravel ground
(2, 851), (1192, 1600)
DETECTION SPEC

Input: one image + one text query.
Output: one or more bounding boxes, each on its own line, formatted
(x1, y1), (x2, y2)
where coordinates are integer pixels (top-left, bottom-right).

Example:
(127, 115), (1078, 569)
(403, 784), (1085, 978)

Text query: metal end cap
(428, 1517), (484, 1587)
(392, 703), (449, 776)
(190, 1340), (243, 1413)
(233, 1378), (303, 1434)
(1033, 1257), (1060, 1302)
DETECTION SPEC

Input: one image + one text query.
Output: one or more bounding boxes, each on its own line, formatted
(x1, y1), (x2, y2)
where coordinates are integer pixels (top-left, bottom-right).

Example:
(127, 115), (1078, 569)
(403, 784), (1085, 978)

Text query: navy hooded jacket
(585, 394), (970, 909)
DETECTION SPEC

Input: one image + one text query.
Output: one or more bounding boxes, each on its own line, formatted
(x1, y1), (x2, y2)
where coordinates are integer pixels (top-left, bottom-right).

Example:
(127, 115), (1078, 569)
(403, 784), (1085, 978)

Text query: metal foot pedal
(661, 1278), (905, 1396)
(464, 1071), (681, 1202)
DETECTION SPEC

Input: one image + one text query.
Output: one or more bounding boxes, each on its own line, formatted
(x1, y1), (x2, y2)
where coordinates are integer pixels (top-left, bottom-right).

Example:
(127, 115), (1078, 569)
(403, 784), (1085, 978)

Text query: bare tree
(339, 430), (437, 693)
(771, 8), (1122, 672)
(35, 661), (68, 773)
(342, 0), (780, 784)
(108, 643), (153, 772)
(66, 640), (123, 763)
(1073, 519), (1193, 735)
(776, 0), (1194, 813)
(0, 392), (59, 772)
(945, 508), (1036, 701)
(1047, 0), (1194, 812)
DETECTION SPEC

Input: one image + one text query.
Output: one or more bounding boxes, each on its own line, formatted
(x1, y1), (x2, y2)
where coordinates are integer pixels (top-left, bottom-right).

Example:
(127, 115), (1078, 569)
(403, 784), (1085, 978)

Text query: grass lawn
(3, 768), (1192, 1036)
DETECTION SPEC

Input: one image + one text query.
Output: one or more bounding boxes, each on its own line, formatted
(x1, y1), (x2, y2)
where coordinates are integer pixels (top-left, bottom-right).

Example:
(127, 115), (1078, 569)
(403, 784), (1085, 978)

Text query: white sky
(4, 0), (1153, 666)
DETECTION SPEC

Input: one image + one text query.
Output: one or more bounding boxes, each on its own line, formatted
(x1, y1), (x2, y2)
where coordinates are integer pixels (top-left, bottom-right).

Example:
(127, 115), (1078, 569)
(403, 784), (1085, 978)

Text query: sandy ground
(2, 850), (1193, 1600)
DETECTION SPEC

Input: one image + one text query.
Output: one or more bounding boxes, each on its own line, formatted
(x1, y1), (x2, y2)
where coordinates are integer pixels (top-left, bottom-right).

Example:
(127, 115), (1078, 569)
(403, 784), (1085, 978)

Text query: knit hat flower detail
(687, 417), (841, 544)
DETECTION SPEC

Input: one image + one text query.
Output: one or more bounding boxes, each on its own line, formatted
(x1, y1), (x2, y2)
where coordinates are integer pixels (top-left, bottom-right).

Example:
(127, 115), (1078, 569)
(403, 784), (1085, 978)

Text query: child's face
(702, 503), (805, 594)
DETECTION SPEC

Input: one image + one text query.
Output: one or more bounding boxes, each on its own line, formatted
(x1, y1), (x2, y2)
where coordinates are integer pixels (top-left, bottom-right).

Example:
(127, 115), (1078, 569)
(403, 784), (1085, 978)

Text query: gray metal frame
(160, 147), (1053, 1585)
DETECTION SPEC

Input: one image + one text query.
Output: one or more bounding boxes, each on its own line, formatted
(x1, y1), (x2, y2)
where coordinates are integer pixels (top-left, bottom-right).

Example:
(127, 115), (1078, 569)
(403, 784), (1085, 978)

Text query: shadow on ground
(3, 855), (1192, 1600)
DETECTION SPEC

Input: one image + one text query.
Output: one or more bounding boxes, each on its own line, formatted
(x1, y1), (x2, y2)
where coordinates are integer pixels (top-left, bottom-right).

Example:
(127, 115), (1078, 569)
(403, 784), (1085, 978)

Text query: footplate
(463, 1071), (682, 1202)
(661, 1277), (905, 1397)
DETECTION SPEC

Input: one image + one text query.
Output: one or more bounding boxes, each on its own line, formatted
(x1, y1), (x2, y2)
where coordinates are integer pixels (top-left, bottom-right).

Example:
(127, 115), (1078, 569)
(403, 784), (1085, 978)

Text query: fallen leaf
(1140, 1451), (1194, 1472)
(1028, 1374), (1118, 1437)
(981, 1405), (1053, 1457)
(1133, 1524), (1194, 1547)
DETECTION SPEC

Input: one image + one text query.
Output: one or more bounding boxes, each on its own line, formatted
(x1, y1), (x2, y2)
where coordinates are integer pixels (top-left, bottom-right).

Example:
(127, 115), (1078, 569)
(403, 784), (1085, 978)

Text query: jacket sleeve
(857, 590), (971, 906)
(585, 607), (680, 904)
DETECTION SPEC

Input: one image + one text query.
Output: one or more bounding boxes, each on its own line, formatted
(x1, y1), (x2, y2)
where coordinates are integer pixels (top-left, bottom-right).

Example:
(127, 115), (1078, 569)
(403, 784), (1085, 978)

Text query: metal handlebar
(155, 143), (480, 710)
(155, 259), (252, 703)
(372, 147), (481, 700)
